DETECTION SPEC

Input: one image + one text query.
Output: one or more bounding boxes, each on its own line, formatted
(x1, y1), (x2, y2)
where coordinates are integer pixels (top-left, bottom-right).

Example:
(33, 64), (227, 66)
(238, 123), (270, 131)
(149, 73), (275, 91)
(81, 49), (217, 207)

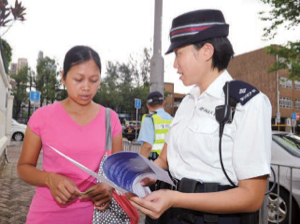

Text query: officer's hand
(129, 189), (174, 219)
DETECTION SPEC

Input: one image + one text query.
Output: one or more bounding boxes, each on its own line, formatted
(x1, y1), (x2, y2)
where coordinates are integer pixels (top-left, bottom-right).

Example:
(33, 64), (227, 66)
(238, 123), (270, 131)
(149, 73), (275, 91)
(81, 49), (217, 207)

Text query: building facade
(227, 46), (300, 127)
(164, 82), (185, 116)
(0, 53), (14, 161)
(17, 58), (28, 71)
(10, 63), (17, 75)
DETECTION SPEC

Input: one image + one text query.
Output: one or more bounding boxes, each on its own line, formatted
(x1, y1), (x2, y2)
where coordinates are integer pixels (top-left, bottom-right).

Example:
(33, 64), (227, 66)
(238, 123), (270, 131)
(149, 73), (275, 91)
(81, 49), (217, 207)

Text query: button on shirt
(165, 70), (272, 185)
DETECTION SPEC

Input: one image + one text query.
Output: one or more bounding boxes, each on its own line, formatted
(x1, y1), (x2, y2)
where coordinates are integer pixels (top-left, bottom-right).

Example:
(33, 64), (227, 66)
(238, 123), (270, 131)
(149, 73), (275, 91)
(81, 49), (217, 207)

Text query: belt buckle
(172, 178), (178, 191)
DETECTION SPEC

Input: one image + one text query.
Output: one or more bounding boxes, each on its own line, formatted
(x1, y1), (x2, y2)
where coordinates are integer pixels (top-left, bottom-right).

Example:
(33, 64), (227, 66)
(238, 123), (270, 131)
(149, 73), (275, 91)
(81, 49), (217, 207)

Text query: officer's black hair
(194, 37), (234, 71)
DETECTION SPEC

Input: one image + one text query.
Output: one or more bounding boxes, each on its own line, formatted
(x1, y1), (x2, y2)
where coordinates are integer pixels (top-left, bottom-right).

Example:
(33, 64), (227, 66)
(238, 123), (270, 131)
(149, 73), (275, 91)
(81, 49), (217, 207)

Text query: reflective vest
(142, 113), (172, 154)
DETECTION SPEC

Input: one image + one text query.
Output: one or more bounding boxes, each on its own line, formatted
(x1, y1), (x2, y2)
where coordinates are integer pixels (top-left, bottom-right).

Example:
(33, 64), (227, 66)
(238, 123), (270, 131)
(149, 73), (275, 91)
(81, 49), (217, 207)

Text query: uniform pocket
(188, 116), (219, 135)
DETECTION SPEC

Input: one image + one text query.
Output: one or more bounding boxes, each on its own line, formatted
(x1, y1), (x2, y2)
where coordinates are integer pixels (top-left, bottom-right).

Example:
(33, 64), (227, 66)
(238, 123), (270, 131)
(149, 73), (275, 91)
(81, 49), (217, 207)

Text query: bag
(92, 108), (139, 224)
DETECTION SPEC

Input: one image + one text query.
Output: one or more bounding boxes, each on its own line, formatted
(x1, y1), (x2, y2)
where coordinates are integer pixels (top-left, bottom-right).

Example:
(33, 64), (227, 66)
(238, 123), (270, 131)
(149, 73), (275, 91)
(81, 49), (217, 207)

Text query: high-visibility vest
(142, 113), (172, 154)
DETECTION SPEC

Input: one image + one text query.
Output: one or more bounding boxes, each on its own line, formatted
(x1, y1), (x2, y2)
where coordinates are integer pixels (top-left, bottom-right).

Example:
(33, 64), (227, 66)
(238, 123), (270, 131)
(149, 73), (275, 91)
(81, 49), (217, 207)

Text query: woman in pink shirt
(17, 46), (123, 223)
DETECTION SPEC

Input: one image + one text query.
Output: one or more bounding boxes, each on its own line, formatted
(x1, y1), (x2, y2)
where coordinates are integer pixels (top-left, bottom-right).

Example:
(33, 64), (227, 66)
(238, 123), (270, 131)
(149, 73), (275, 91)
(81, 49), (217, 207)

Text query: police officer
(129, 9), (271, 224)
(137, 91), (173, 161)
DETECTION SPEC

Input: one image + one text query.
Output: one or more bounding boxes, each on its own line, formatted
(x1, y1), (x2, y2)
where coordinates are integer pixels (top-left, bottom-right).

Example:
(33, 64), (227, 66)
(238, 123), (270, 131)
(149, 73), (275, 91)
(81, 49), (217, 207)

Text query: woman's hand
(46, 173), (81, 205)
(129, 189), (175, 219)
(81, 183), (114, 211)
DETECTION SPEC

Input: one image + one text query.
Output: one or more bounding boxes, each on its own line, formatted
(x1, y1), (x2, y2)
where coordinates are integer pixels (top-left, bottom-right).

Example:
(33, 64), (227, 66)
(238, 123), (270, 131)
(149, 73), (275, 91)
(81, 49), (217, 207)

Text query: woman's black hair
(194, 37), (234, 71)
(63, 45), (101, 80)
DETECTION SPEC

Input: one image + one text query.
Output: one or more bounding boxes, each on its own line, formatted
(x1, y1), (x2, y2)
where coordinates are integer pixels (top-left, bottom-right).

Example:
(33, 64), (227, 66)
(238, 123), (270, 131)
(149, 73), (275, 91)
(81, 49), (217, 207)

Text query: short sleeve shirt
(166, 70), (272, 185)
(26, 102), (122, 223)
(137, 108), (173, 145)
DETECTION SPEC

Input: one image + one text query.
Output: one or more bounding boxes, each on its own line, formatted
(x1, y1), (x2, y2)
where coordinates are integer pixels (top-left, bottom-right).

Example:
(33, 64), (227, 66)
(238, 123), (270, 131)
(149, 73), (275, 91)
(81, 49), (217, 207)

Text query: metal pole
(276, 55), (280, 124)
(150, 0), (164, 95)
(259, 181), (269, 224)
(135, 108), (138, 140)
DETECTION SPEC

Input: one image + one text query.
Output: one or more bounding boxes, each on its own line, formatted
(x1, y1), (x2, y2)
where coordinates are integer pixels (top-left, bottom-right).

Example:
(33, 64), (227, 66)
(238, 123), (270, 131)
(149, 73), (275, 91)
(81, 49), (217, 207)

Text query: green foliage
(1, 38), (12, 66)
(0, 0), (26, 28)
(0, 0), (26, 72)
(94, 47), (151, 113)
(266, 42), (300, 80)
(260, 0), (299, 39)
(260, 0), (300, 79)
(36, 57), (60, 106)
(10, 66), (30, 118)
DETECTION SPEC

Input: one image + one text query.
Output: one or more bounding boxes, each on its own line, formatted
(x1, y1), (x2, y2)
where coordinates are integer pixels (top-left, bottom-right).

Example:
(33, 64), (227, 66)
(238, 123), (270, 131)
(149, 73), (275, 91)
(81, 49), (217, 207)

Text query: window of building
(279, 97), (293, 109)
(286, 79), (292, 88)
(295, 99), (300, 110)
(295, 81), (300, 90)
(279, 77), (292, 88)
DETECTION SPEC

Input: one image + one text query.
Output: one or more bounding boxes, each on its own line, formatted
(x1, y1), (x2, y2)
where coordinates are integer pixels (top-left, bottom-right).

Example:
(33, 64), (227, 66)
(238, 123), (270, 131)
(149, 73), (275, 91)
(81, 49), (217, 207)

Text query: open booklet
(48, 145), (174, 197)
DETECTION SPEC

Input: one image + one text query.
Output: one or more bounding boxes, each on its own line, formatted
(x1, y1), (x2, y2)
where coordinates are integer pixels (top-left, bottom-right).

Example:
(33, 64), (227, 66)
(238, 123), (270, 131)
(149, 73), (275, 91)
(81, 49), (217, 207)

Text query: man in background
(137, 91), (173, 161)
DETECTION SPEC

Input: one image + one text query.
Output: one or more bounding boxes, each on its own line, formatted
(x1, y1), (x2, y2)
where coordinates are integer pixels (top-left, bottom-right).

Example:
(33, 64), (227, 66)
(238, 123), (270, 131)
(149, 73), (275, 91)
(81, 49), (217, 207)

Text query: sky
(3, 0), (299, 94)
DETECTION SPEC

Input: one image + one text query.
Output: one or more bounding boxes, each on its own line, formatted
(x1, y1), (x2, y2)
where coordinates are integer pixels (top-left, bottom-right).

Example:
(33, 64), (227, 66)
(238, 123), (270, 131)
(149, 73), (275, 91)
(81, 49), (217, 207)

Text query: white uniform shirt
(166, 70), (272, 185)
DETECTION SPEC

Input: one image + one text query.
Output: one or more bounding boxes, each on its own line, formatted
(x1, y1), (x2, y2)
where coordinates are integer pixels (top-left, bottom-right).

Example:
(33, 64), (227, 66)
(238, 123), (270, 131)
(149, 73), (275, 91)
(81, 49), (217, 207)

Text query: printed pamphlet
(48, 145), (174, 197)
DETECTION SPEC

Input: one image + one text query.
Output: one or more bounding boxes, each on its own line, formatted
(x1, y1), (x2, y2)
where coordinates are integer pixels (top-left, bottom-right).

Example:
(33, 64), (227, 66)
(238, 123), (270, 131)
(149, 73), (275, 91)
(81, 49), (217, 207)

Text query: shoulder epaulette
(224, 80), (260, 106)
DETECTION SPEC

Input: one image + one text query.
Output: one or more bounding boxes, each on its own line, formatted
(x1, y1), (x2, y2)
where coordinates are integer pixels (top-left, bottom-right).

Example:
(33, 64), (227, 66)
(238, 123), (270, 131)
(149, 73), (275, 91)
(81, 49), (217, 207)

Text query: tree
(10, 66), (30, 118)
(0, 0), (26, 73)
(260, 0), (300, 79)
(94, 47), (151, 113)
(140, 47), (151, 87)
(1, 38), (12, 66)
(0, 0), (26, 35)
(35, 57), (59, 106)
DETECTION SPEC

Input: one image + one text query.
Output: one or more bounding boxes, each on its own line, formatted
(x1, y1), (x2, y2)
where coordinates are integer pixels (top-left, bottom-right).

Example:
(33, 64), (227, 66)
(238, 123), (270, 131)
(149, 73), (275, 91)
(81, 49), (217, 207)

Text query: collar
(204, 70), (232, 99)
(187, 70), (232, 100)
(154, 108), (165, 113)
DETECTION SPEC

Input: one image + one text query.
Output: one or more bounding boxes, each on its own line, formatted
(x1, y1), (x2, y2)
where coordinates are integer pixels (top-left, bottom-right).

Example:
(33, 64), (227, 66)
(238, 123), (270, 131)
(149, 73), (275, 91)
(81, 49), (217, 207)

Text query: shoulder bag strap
(105, 108), (112, 151)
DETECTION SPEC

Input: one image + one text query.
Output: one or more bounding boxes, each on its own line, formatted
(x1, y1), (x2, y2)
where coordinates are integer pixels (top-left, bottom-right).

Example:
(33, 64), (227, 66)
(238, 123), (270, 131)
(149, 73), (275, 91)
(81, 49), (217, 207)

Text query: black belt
(156, 176), (234, 192)
(156, 177), (258, 224)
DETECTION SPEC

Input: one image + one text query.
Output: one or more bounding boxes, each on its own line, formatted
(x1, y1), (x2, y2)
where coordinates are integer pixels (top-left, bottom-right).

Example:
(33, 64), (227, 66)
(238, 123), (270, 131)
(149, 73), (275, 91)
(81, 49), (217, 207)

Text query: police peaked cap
(147, 91), (164, 103)
(166, 9), (229, 54)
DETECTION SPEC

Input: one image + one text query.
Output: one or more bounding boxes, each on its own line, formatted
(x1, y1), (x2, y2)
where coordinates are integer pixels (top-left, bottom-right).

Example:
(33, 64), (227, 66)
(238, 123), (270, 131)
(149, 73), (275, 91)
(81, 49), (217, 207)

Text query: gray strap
(105, 108), (112, 151)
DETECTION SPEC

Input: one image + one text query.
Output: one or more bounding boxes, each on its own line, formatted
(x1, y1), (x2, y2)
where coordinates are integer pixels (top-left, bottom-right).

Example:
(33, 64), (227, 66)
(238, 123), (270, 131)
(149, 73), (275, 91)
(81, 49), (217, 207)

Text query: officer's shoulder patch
(223, 80), (260, 106)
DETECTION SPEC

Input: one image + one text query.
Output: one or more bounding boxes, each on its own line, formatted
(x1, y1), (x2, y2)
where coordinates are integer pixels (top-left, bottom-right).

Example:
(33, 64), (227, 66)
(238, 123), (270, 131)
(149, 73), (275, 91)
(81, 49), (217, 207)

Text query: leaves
(11, 0), (26, 21)
(94, 47), (151, 113)
(0, 0), (26, 27)
(36, 57), (60, 106)
(1, 38), (12, 65)
(260, 0), (300, 80)
(260, 0), (300, 39)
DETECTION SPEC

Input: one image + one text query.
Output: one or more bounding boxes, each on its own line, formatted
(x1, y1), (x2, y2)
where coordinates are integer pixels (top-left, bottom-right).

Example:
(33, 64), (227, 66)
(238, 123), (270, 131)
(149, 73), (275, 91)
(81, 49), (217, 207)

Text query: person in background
(129, 9), (272, 224)
(137, 91), (173, 161)
(17, 45), (123, 223)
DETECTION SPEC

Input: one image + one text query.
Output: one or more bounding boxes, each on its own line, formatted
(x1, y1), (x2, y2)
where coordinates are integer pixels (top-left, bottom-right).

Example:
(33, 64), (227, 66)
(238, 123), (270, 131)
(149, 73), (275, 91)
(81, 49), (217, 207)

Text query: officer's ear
(146, 103), (151, 110)
(202, 43), (214, 61)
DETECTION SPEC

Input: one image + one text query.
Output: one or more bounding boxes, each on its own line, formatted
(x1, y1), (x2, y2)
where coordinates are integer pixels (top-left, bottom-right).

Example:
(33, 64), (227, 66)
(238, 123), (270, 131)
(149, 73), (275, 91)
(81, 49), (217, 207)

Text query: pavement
(0, 141), (145, 224)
